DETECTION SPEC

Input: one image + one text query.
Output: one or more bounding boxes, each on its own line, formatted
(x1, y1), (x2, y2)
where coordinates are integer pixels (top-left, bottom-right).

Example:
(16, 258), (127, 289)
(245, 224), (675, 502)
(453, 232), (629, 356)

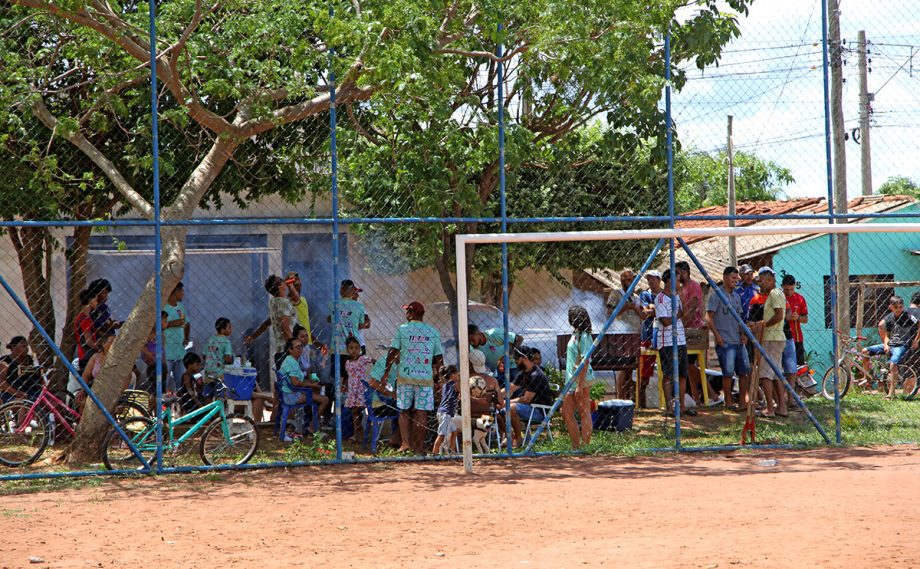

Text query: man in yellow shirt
(285, 272), (313, 341)
(751, 267), (788, 417)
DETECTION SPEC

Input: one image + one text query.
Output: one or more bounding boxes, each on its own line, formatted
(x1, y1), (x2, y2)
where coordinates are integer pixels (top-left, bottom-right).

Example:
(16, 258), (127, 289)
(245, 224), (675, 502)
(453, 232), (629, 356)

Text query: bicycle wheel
(102, 417), (156, 471)
(897, 367), (920, 400)
(0, 401), (48, 467)
(822, 363), (851, 400)
(199, 414), (259, 466)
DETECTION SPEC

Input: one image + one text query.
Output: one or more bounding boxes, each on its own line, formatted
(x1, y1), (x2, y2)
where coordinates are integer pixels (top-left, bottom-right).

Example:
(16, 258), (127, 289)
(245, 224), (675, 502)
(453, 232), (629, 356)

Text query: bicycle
(101, 385), (259, 470)
(0, 376), (151, 467)
(820, 334), (920, 400)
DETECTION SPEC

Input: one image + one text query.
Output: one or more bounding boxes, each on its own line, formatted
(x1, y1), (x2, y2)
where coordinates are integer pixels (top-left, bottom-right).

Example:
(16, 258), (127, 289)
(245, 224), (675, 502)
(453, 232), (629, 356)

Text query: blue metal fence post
(497, 23), (513, 457)
(665, 30), (681, 449)
(329, 3), (343, 461)
(148, 0), (165, 473)
(821, 0), (843, 445)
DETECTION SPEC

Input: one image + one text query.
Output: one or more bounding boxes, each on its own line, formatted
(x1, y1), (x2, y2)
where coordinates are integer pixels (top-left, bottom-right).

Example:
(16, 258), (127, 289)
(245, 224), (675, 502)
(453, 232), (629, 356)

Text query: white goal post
(455, 222), (920, 473)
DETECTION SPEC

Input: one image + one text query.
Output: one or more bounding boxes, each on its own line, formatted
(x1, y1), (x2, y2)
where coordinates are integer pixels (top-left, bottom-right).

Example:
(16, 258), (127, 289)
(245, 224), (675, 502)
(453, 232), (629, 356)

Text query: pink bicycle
(0, 382), (149, 467)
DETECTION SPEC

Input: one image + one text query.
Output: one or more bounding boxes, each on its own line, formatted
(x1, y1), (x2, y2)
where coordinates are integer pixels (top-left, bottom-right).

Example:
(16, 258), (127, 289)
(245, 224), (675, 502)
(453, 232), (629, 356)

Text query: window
(823, 274), (895, 329)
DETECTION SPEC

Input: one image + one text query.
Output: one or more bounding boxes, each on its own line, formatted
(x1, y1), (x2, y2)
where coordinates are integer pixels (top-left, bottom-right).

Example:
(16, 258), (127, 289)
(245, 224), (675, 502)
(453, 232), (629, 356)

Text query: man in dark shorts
(655, 269), (696, 416)
(861, 295), (920, 399)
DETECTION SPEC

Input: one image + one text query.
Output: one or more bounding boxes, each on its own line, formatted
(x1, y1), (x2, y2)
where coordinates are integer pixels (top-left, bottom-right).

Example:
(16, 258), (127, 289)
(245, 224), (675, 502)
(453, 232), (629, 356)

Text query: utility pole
(727, 115), (737, 267)
(829, 0), (851, 340)
(858, 30), (873, 196)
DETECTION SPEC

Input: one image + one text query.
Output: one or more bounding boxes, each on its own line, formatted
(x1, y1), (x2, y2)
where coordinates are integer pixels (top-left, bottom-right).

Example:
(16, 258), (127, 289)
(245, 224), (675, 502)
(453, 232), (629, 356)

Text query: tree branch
(30, 96), (154, 220)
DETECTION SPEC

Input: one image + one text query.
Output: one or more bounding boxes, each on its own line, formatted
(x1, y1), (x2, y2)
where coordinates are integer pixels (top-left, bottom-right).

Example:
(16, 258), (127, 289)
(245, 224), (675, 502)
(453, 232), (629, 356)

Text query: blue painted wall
(772, 206), (920, 373)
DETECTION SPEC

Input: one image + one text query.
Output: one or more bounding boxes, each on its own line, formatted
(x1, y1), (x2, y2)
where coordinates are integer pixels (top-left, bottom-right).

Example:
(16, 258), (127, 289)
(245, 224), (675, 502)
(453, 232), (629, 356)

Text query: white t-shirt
(655, 292), (686, 347)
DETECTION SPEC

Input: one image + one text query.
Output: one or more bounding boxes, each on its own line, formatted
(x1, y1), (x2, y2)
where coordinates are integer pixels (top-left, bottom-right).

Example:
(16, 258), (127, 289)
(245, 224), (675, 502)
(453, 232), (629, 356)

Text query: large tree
(2, 0), (753, 462)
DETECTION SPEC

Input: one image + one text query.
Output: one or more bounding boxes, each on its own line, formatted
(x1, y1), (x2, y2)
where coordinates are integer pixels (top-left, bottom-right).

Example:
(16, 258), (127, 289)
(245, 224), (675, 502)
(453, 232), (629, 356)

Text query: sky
(673, 0), (920, 199)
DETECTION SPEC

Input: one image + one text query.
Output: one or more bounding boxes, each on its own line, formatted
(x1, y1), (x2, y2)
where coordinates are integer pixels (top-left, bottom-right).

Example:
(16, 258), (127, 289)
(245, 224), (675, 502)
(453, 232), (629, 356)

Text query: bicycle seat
(855, 335), (867, 341)
(161, 394), (180, 406)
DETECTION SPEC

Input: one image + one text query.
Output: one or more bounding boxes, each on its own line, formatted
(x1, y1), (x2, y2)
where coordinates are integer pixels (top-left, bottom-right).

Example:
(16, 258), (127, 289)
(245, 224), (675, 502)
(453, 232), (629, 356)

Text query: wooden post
(855, 284), (865, 338)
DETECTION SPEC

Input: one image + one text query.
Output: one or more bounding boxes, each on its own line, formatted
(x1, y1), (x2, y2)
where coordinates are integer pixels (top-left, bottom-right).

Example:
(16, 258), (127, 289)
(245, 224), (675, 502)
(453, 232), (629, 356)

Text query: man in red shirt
(676, 261), (705, 404)
(781, 274), (809, 366)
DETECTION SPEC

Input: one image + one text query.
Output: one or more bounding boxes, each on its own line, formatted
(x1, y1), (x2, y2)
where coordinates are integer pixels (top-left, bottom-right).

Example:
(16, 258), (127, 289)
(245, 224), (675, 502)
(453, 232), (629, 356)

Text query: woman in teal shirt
(562, 305), (594, 449)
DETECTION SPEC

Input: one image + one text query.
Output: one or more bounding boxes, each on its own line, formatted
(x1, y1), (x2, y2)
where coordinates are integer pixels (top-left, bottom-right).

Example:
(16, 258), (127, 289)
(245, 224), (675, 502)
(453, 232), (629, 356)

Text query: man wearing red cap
(384, 301), (443, 454)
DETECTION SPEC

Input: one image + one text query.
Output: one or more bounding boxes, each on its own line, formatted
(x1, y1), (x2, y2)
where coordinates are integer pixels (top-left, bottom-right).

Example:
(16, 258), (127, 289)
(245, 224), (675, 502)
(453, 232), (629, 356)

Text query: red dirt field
(2, 446), (919, 569)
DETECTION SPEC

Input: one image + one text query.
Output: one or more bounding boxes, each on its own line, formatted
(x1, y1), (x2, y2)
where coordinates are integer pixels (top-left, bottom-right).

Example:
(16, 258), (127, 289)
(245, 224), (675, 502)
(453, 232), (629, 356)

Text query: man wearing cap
(637, 270), (663, 408)
(705, 266), (751, 410)
(751, 267), (788, 417)
(737, 264), (759, 322)
(606, 269), (644, 401)
(507, 346), (555, 447)
(384, 301), (443, 454)
(328, 279), (371, 382)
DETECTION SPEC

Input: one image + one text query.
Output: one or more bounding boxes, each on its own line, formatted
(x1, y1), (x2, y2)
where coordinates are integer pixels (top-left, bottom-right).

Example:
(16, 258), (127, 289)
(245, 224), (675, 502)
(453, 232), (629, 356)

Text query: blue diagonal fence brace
(676, 238), (832, 444)
(521, 238), (667, 454)
(0, 273), (154, 470)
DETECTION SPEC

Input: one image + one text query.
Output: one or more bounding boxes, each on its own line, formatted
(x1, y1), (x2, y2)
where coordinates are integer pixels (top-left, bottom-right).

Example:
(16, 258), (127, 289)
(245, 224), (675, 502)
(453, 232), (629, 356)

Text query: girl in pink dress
(344, 336), (371, 442)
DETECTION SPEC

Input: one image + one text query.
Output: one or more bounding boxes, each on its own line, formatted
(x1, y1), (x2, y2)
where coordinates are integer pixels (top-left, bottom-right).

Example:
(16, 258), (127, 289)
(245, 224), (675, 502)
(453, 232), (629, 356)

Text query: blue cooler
(223, 367), (257, 400)
(592, 399), (635, 432)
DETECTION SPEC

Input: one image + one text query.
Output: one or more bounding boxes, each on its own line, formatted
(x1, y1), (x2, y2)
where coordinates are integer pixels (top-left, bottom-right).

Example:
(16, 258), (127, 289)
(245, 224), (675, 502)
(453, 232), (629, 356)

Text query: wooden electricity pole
(829, 0), (851, 339)
(858, 30), (873, 196)
(727, 115), (736, 267)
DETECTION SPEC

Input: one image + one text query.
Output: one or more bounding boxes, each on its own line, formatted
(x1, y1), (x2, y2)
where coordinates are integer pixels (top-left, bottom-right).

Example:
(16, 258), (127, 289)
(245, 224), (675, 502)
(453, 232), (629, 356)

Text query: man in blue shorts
(862, 295), (920, 399)
(384, 301), (443, 454)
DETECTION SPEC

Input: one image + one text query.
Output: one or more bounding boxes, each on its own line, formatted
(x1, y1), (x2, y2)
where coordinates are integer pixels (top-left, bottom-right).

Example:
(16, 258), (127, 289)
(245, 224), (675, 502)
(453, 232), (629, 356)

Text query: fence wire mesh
(0, 1), (919, 478)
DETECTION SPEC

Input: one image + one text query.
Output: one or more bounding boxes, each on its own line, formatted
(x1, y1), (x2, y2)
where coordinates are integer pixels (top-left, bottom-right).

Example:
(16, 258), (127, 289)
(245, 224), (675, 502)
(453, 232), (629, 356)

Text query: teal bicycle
(101, 391), (259, 470)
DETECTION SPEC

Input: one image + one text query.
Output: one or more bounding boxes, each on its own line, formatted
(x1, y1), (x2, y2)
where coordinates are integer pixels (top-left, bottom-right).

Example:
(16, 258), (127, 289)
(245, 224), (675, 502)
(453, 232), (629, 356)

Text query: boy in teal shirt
(203, 317), (234, 398)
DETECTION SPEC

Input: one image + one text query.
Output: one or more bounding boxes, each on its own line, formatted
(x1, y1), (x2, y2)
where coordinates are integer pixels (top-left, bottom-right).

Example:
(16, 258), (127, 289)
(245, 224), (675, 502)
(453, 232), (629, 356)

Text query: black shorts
(659, 345), (688, 378)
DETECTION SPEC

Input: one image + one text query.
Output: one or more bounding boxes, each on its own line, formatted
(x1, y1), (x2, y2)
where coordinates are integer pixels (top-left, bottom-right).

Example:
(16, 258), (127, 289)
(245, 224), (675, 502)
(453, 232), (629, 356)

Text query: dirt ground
(2, 446), (919, 569)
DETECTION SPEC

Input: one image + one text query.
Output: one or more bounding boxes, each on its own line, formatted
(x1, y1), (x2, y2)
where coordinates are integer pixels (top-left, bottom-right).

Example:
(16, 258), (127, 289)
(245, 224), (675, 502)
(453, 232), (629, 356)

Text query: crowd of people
(3, 259), (919, 455)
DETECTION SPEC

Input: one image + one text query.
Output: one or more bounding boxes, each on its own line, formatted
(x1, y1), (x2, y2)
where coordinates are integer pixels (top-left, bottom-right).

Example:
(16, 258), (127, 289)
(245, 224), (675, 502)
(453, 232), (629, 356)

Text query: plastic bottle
(47, 412), (55, 446)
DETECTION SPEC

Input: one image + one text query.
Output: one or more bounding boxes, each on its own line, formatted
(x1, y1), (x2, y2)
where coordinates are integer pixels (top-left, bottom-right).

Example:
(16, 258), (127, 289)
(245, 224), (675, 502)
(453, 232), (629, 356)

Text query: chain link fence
(1, 1), (918, 478)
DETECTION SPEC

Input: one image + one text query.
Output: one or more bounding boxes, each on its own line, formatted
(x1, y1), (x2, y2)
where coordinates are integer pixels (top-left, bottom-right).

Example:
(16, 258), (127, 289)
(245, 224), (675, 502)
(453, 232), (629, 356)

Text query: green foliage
(674, 148), (794, 212)
(878, 176), (920, 200)
(282, 432), (337, 462)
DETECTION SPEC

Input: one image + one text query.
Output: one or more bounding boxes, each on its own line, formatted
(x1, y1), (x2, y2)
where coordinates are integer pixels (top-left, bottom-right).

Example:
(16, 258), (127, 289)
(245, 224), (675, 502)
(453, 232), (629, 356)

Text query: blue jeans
(715, 343), (751, 377)
(866, 344), (909, 365)
(515, 403), (545, 423)
(782, 340), (798, 375)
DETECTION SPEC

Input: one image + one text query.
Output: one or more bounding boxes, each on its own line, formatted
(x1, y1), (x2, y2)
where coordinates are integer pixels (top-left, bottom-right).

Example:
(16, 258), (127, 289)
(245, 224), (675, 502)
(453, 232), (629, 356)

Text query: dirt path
(2, 446), (919, 569)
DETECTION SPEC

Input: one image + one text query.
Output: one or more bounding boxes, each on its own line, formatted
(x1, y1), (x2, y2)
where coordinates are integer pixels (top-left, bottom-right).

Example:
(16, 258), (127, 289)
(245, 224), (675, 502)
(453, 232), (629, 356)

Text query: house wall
(772, 208), (920, 374)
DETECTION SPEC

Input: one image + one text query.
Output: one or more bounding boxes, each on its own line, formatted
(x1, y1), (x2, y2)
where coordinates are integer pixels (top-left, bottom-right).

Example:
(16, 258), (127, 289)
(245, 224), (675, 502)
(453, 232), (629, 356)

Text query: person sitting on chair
(507, 347), (554, 449)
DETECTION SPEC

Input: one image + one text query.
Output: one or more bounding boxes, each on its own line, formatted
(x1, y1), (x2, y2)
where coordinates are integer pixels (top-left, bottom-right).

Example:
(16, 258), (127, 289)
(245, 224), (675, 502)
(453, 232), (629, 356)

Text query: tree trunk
(65, 137), (236, 464)
(66, 226), (187, 463)
(480, 269), (514, 309)
(8, 227), (57, 370)
(49, 225), (91, 392)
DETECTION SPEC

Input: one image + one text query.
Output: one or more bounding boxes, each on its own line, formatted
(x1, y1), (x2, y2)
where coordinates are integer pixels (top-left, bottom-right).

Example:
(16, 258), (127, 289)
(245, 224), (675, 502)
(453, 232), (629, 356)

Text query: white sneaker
(707, 394), (725, 407)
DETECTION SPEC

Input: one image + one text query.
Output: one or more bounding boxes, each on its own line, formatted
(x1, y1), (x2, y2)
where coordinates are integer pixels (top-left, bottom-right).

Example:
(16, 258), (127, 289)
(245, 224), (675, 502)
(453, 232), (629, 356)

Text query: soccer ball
(470, 375), (488, 398)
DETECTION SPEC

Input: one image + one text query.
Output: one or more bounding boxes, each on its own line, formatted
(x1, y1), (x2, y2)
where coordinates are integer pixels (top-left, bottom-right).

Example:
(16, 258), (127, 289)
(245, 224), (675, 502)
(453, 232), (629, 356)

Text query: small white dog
(450, 414), (494, 454)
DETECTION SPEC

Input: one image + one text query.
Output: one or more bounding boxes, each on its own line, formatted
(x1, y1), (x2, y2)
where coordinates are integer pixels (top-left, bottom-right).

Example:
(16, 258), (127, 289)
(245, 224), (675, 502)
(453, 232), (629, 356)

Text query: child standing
(343, 336), (371, 442)
(178, 352), (204, 412)
(204, 317), (234, 399)
(433, 365), (460, 455)
(163, 282), (191, 394)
